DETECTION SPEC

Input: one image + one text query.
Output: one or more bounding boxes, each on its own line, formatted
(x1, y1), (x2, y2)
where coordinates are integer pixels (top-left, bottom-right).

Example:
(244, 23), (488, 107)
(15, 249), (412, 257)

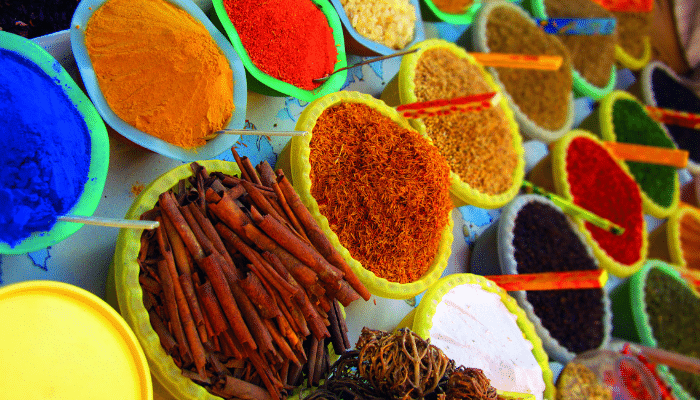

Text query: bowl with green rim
(111, 160), (241, 400)
(609, 259), (699, 400)
(398, 273), (555, 400)
(0, 31), (109, 254)
(275, 90), (454, 300)
(524, 0), (616, 100)
(380, 38), (525, 209)
(211, 0), (347, 101)
(578, 90), (680, 219)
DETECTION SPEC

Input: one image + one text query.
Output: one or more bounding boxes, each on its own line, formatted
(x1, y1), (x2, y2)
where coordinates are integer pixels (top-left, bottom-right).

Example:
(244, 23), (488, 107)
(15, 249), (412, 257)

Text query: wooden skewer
(604, 141), (689, 169)
(485, 269), (608, 291)
(645, 105), (700, 130)
(206, 130), (308, 140)
(471, 53), (563, 70)
(625, 343), (700, 376)
(58, 215), (159, 230)
(312, 48), (420, 83)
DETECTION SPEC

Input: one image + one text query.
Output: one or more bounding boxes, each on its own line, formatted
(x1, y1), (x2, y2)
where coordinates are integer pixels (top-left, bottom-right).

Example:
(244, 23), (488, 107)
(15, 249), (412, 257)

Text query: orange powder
(85, 0), (234, 148)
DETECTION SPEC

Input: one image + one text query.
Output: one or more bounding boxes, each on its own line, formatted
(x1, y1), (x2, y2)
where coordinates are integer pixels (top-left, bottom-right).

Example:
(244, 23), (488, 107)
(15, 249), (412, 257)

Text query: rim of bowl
(0, 31), (109, 254)
(290, 90), (454, 300)
(616, 34), (652, 71)
(471, 0), (575, 143)
(667, 206), (700, 269)
(211, 0), (347, 102)
(113, 160), (240, 400)
(550, 130), (648, 278)
(70, 0), (247, 162)
(411, 273), (556, 400)
(394, 38), (525, 209)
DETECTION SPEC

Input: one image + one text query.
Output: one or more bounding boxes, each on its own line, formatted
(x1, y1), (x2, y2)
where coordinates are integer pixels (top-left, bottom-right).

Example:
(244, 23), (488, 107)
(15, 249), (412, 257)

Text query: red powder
(565, 136), (644, 265)
(223, 0), (338, 90)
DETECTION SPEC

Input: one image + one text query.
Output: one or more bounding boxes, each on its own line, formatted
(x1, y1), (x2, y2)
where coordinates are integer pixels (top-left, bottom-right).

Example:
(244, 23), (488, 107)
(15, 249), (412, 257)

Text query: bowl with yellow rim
(275, 90), (454, 300)
(380, 38), (525, 209)
(648, 205), (700, 273)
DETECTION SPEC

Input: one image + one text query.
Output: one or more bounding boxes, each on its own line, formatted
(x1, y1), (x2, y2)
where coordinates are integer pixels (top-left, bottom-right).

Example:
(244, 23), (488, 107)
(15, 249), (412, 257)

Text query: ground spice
(644, 267), (700, 398)
(485, 5), (572, 131)
(556, 363), (612, 400)
(413, 48), (518, 195)
(613, 11), (652, 59)
(85, 0), (233, 149)
(565, 136), (644, 266)
(223, 0), (337, 90)
(651, 68), (700, 163)
(611, 99), (676, 208)
(544, 0), (616, 88)
(513, 202), (605, 354)
(680, 212), (700, 270)
(431, 0), (474, 15)
(308, 102), (452, 284)
(340, 0), (416, 49)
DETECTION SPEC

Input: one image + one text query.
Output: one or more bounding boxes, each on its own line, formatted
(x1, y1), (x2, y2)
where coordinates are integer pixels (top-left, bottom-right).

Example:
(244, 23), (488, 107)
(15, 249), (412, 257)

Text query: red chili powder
(223, 0), (337, 90)
(565, 136), (644, 265)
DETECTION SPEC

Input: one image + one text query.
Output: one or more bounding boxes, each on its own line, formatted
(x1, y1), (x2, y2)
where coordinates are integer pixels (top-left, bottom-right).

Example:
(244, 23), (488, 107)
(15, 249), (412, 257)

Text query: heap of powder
(309, 102), (452, 284)
(0, 49), (91, 247)
(485, 5), (573, 131)
(223, 0), (338, 90)
(413, 47), (518, 195)
(544, 0), (616, 88)
(340, 0), (416, 50)
(85, 0), (233, 149)
(512, 201), (605, 354)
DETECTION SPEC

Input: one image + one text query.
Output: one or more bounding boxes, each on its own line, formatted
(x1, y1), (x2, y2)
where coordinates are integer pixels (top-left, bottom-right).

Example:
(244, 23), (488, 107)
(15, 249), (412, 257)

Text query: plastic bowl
(330, 0), (425, 56)
(0, 31), (109, 255)
(470, 194), (612, 364)
(525, 0), (616, 100)
(380, 39), (525, 209)
(211, 0), (347, 101)
(399, 273), (556, 400)
(609, 259), (697, 400)
(275, 90), (454, 300)
(578, 90), (680, 218)
(111, 160), (240, 400)
(460, 0), (575, 143)
(648, 205), (700, 271)
(71, 0), (248, 162)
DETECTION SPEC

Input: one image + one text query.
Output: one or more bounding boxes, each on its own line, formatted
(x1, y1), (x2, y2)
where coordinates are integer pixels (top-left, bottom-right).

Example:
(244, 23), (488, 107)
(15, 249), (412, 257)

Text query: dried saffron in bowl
(308, 102), (452, 284)
(565, 136), (644, 266)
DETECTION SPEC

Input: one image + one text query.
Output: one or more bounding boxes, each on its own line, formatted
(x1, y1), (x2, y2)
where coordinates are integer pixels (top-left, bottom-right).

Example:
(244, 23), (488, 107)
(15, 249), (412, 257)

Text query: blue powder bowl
(0, 32), (109, 254)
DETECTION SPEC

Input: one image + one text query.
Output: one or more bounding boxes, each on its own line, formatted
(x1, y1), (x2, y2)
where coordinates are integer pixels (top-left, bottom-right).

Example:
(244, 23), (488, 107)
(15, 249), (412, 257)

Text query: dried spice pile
(611, 99), (676, 209)
(556, 363), (612, 400)
(679, 211), (700, 270)
(644, 267), (700, 398)
(544, 0), (616, 88)
(136, 157), (371, 400)
(513, 201), (606, 354)
(413, 47), (518, 195)
(651, 68), (700, 164)
(486, 5), (572, 131)
(309, 101), (452, 284)
(565, 136), (644, 266)
(613, 11), (652, 59)
(0, 0), (79, 38)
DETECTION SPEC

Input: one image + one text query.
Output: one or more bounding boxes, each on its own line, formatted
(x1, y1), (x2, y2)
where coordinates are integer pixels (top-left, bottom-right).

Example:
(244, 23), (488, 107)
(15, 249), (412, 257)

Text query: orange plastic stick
(471, 53), (563, 70)
(645, 106), (700, 130)
(485, 269), (608, 291)
(589, 0), (652, 12)
(604, 142), (689, 168)
(397, 92), (499, 119)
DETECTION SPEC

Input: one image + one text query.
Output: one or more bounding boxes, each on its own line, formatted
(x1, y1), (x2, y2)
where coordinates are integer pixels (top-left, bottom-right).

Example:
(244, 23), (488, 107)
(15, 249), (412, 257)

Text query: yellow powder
(85, 0), (234, 148)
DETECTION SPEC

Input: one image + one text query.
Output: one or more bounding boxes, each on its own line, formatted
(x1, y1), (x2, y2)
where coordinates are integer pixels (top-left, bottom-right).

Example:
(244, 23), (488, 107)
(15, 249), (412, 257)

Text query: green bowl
(211, 0), (348, 101)
(0, 31), (109, 254)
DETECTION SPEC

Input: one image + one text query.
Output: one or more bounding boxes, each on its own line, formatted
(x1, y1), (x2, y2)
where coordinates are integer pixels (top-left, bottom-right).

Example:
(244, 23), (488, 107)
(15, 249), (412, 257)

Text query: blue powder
(0, 48), (91, 248)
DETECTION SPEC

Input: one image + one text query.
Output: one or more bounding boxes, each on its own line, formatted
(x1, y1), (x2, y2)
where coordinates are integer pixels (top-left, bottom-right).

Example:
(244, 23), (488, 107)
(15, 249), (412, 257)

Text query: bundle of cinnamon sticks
(136, 150), (370, 400)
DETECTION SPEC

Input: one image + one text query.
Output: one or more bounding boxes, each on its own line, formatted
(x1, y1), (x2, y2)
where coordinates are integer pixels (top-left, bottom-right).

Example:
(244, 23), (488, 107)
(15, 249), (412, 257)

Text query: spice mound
(0, 49), (91, 247)
(565, 136), (644, 267)
(678, 208), (700, 270)
(513, 201), (607, 354)
(309, 102), (452, 284)
(136, 160), (369, 400)
(544, 0), (616, 88)
(485, 5), (573, 131)
(611, 98), (677, 209)
(556, 362), (612, 400)
(644, 267), (700, 398)
(340, 0), (416, 49)
(413, 47), (519, 196)
(224, 0), (337, 90)
(85, 0), (233, 149)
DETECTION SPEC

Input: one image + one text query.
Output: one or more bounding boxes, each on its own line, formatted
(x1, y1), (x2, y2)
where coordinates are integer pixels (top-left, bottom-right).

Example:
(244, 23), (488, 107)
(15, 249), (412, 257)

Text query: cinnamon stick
(212, 374), (272, 400)
(258, 161), (309, 243)
(187, 202), (235, 267)
(240, 179), (287, 224)
(263, 318), (300, 366)
(148, 309), (178, 355)
(159, 191), (205, 260)
(156, 259), (194, 370)
(161, 214), (192, 275)
(231, 146), (253, 183)
(179, 203), (216, 257)
(178, 273), (208, 344)
(239, 272), (282, 320)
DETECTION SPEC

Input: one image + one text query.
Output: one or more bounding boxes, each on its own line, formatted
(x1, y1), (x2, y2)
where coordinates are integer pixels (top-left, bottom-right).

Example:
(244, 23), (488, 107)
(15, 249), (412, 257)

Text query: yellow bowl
(111, 160), (240, 400)
(399, 273), (555, 400)
(616, 35), (652, 71)
(276, 90), (454, 300)
(648, 205), (700, 271)
(380, 38), (525, 209)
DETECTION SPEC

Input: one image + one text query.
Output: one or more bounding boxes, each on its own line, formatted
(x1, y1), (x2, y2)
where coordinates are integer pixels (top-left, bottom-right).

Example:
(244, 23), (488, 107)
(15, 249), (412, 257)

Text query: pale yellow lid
(0, 281), (152, 399)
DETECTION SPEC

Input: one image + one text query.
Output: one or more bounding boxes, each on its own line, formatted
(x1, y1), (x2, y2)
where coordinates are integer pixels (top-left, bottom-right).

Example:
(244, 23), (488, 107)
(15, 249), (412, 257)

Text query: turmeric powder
(85, 0), (234, 149)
